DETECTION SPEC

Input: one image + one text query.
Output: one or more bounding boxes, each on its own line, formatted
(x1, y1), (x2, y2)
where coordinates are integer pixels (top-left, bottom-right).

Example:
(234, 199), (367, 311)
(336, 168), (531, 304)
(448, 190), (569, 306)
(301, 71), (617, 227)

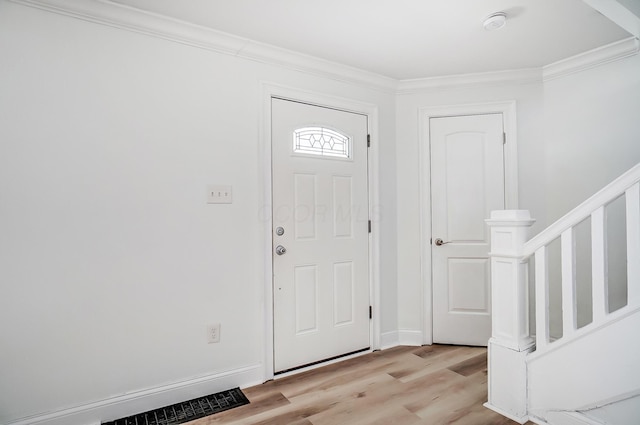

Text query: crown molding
(397, 36), (639, 93)
(543, 37), (639, 82)
(396, 68), (543, 95)
(9, 0), (640, 94)
(9, 0), (398, 93)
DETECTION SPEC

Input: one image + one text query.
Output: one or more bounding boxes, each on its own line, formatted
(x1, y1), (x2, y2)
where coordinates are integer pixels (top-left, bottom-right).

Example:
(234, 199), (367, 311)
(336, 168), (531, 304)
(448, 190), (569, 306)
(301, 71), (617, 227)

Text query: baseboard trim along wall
(399, 330), (424, 347)
(380, 331), (400, 350)
(5, 364), (263, 425)
(380, 330), (425, 349)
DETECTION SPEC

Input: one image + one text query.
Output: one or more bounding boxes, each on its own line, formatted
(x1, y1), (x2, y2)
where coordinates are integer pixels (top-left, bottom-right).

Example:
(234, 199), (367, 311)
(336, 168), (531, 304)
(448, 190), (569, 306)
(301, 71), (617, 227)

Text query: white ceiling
(108, 0), (630, 80)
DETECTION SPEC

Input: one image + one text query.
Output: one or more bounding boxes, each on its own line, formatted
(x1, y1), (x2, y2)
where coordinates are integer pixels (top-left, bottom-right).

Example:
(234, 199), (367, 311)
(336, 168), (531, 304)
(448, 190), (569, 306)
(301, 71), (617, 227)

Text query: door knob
(275, 245), (287, 255)
(434, 238), (450, 246)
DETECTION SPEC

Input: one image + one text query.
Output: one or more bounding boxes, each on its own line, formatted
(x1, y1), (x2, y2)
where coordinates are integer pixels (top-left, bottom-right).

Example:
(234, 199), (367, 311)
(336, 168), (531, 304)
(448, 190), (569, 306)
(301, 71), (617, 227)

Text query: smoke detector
(484, 12), (507, 31)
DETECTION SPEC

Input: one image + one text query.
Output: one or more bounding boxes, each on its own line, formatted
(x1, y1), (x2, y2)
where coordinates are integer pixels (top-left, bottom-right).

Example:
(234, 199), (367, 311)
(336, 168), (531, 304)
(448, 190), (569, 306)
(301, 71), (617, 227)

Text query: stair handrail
(523, 162), (640, 256)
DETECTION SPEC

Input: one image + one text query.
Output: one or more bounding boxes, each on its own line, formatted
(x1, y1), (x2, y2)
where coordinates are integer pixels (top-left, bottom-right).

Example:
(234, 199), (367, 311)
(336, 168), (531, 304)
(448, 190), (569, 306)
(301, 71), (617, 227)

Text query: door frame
(419, 101), (519, 345)
(261, 82), (380, 380)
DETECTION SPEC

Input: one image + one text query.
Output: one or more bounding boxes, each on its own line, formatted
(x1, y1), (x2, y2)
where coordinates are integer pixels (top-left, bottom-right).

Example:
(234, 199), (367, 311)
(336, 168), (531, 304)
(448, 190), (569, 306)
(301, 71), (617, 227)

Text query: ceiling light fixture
(483, 12), (507, 31)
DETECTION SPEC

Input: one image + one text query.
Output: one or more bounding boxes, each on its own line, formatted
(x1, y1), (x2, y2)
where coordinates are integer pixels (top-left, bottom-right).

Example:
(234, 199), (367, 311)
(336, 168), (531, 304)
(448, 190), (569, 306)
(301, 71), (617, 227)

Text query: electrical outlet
(207, 324), (221, 344)
(207, 185), (232, 204)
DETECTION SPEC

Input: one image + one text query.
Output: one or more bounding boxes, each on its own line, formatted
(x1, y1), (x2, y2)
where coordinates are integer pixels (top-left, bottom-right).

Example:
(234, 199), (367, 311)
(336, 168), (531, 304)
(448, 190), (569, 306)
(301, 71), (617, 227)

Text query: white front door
(431, 114), (505, 346)
(271, 98), (370, 373)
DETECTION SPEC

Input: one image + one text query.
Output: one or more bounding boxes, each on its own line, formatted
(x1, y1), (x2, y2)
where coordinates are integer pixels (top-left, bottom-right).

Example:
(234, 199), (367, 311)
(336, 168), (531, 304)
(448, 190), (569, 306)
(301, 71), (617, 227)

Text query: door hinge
(503, 132), (506, 144)
(369, 305), (372, 319)
(368, 220), (372, 233)
(367, 134), (371, 148)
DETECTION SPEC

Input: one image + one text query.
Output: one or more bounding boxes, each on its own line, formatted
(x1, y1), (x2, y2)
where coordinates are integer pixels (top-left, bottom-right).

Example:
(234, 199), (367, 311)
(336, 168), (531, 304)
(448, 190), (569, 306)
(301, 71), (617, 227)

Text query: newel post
(484, 210), (536, 424)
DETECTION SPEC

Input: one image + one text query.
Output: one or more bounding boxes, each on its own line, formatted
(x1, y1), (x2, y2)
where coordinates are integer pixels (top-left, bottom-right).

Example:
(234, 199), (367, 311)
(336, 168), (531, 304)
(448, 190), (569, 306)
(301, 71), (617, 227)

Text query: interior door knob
(434, 238), (450, 246)
(275, 245), (287, 255)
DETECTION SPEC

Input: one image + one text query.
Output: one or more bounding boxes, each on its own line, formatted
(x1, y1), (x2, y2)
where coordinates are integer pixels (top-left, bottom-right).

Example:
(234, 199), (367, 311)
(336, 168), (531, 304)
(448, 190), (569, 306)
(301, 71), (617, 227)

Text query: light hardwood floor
(192, 345), (534, 425)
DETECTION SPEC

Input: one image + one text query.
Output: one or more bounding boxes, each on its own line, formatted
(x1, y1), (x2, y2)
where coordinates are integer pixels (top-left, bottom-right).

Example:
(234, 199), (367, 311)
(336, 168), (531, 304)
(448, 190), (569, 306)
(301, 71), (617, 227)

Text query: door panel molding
(261, 82), (380, 380)
(419, 101), (519, 345)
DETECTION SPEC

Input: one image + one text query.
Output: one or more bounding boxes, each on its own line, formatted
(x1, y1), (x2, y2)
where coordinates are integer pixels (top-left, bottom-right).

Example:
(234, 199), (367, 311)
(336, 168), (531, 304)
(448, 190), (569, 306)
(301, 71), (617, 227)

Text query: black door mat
(102, 387), (250, 425)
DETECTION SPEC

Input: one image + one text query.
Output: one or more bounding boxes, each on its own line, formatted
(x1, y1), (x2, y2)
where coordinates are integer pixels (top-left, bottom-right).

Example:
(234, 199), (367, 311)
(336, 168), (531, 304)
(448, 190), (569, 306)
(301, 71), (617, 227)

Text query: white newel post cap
(486, 210), (535, 257)
(485, 210), (535, 227)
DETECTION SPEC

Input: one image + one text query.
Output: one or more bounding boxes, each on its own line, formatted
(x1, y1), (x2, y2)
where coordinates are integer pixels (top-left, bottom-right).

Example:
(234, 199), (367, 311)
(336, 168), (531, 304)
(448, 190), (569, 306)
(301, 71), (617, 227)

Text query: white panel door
(431, 114), (505, 346)
(272, 98), (370, 373)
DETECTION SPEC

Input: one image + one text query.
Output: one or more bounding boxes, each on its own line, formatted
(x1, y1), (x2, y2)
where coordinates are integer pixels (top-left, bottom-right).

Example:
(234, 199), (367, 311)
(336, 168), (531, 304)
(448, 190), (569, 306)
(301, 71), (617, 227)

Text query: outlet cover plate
(207, 324), (221, 343)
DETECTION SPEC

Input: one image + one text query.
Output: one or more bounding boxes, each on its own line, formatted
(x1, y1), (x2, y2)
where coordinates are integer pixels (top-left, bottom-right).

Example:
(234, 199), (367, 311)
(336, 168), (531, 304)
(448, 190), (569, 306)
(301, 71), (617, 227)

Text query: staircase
(484, 163), (640, 425)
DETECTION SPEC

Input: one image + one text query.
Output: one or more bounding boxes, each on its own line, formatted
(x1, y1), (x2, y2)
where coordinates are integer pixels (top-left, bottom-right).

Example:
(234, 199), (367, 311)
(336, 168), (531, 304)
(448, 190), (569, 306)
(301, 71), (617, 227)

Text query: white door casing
(271, 97), (370, 373)
(430, 113), (505, 346)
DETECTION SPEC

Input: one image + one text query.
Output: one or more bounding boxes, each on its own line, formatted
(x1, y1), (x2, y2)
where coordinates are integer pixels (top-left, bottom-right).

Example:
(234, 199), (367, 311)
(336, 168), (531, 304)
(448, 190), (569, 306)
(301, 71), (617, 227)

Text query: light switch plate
(207, 185), (232, 204)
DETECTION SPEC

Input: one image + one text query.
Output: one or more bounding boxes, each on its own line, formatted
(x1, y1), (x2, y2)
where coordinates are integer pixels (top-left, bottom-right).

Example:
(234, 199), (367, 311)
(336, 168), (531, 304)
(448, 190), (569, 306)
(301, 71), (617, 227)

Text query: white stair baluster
(535, 246), (549, 349)
(561, 228), (577, 336)
(627, 182), (640, 307)
(591, 206), (608, 322)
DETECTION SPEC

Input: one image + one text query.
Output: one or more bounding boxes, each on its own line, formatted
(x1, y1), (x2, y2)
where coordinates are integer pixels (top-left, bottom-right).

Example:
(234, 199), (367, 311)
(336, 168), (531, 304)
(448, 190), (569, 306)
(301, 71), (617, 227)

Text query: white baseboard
(398, 330), (424, 347)
(380, 331), (399, 349)
(380, 330), (424, 349)
(6, 363), (263, 425)
(380, 330), (425, 350)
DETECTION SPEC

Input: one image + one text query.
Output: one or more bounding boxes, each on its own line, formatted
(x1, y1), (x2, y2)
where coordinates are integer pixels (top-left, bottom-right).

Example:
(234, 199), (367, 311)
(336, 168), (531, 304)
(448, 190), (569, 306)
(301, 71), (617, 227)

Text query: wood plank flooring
(192, 345), (534, 425)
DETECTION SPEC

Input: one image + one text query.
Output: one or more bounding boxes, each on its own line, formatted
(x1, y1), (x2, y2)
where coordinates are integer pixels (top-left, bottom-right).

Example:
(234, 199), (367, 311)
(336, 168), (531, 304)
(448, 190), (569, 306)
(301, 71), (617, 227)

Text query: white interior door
(272, 98), (370, 373)
(431, 114), (505, 346)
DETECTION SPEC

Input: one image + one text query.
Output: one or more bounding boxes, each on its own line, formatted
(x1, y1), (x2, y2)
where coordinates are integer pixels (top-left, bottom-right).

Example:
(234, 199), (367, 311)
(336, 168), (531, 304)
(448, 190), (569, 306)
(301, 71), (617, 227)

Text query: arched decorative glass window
(293, 127), (351, 159)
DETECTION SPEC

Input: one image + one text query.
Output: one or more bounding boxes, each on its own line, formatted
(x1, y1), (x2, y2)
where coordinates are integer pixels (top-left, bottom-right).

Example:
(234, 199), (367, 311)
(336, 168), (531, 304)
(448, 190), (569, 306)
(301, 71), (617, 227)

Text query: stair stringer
(531, 394), (640, 425)
(539, 411), (605, 425)
(581, 392), (640, 425)
(527, 305), (640, 422)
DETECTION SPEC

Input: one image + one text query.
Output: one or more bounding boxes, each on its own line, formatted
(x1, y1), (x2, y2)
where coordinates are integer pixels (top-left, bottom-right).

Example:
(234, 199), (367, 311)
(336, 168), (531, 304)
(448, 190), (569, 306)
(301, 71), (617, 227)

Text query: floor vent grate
(102, 387), (249, 425)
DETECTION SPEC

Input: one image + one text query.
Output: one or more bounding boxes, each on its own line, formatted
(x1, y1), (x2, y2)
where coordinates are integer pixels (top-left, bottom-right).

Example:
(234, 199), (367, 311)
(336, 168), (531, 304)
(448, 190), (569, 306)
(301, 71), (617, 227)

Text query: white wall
(543, 53), (640, 335)
(543, 53), (640, 223)
(0, 2), (396, 423)
(395, 81), (545, 340)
